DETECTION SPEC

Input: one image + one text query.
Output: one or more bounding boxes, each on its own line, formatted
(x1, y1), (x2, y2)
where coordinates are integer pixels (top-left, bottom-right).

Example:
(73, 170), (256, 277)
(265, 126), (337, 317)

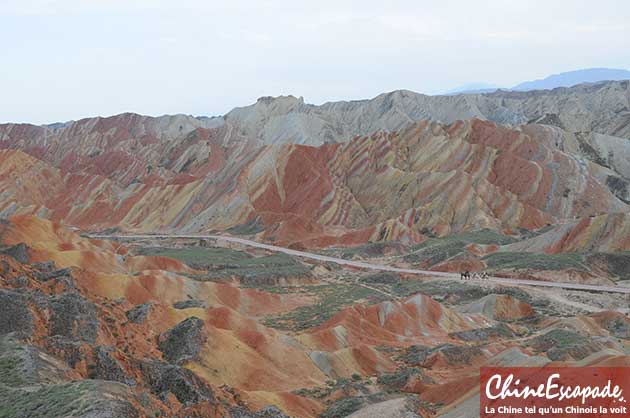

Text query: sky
(1, 0), (630, 124)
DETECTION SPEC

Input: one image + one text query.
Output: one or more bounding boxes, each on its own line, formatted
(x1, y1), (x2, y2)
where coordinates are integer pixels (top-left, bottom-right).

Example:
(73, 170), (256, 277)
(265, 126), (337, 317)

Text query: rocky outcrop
(398, 344), (485, 368)
(0, 334), (140, 418)
(0, 243), (30, 263)
(91, 346), (135, 386)
(229, 405), (290, 418)
(33, 267), (73, 282)
(139, 359), (215, 405)
(2, 215), (630, 418)
(49, 292), (99, 343)
(45, 335), (84, 368)
(222, 80), (630, 145)
(0, 334), (75, 385)
(125, 303), (152, 324)
(0, 289), (33, 337)
(173, 299), (208, 310)
(449, 323), (517, 342)
(527, 329), (614, 361)
(157, 317), (206, 364)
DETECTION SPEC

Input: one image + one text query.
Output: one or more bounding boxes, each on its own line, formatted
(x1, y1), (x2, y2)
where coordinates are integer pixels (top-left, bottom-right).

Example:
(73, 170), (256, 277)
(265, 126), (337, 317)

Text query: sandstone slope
(1, 118), (628, 250)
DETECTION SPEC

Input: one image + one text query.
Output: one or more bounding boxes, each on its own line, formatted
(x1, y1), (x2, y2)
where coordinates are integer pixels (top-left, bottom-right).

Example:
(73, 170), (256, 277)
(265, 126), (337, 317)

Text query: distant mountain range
(445, 67), (630, 94)
(443, 83), (500, 95)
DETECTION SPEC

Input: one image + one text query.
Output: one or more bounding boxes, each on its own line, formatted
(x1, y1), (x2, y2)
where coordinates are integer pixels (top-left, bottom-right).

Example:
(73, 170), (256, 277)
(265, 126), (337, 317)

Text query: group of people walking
(460, 271), (489, 280)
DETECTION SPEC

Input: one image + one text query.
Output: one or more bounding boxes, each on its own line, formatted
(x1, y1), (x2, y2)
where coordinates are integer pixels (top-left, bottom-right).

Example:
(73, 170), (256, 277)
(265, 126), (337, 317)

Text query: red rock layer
(0, 118), (627, 248)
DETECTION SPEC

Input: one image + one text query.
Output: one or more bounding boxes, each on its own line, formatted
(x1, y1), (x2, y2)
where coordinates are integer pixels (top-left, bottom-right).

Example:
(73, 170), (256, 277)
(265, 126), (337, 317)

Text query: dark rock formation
(49, 292), (99, 343)
(32, 261), (56, 271)
(398, 343), (484, 367)
(0, 289), (32, 337)
(449, 323), (517, 342)
(33, 267), (73, 282)
(158, 316), (206, 364)
(173, 299), (207, 310)
(45, 335), (84, 368)
(547, 341), (605, 361)
(529, 329), (607, 361)
(6, 275), (30, 287)
(139, 359), (214, 406)
(0, 335), (140, 418)
(230, 405), (290, 418)
(0, 243), (30, 263)
(376, 367), (432, 390)
(0, 334), (74, 386)
(91, 346), (135, 386)
(125, 303), (152, 324)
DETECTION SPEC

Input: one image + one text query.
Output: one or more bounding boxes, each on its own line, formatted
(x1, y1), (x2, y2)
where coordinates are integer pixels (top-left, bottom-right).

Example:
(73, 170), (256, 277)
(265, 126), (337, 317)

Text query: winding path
(89, 233), (630, 295)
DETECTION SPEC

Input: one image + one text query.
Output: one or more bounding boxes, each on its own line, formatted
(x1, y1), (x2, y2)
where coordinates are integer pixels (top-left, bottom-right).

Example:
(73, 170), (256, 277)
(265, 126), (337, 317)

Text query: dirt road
(89, 233), (630, 295)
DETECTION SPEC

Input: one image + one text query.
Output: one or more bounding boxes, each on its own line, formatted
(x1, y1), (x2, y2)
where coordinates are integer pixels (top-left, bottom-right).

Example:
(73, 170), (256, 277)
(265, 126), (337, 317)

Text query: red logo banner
(480, 367), (630, 417)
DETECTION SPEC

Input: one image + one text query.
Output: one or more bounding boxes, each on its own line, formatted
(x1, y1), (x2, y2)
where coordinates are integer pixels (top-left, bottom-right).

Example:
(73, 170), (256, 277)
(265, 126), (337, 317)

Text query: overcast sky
(2, 0), (630, 124)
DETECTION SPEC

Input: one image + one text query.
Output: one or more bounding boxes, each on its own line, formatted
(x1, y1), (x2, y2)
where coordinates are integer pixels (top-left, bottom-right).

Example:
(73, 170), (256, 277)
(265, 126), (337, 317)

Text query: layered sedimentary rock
(222, 80), (630, 145)
(503, 213), (630, 253)
(2, 216), (630, 417)
(4, 81), (627, 153)
(0, 118), (628, 248)
(1, 81), (629, 252)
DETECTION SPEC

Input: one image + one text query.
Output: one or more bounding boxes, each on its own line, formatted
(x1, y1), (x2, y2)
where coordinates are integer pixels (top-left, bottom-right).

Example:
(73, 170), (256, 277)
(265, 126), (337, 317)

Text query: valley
(1, 80), (630, 418)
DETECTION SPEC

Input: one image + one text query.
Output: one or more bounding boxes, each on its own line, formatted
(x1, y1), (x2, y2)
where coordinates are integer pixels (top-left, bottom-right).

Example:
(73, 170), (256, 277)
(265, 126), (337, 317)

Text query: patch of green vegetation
(293, 386), (332, 400)
(136, 246), (254, 268)
(386, 280), (488, 301)
(0, 381), (96, 418)
(528, 329), (604, 361)
(251, 285), (311, 295)
(575, 133), (609, 168)
(325, 230), (517, 265)
(483, 252), (588, 271)
(0, 337), (134, 418)
(360, 272), (401, 285)
(364, 279), (555, 315)
(263, 284), (387, 331)
(449, 323), (518, 342)
(395, 345), (431, 366)
(318, 393), (391, 418)
(0, 338), (26, 387)
(293, 377), (370, 400)
(529, 329), (584, 352)
(601, 316), (630, 339)
(403, 239), (467, 265)
(395, 344), (483, 367)
(376, 368), (425, 390)
(320, 241), (405, 260)
(0, 357), (23, 387)
(319, 397), (365, 418)
(138, 245), (311, 282)
(587, 252), (630, 281)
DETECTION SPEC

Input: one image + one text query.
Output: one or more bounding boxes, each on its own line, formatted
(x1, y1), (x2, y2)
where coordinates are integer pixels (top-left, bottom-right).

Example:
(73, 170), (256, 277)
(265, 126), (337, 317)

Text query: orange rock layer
(1, 118), (628, 249)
